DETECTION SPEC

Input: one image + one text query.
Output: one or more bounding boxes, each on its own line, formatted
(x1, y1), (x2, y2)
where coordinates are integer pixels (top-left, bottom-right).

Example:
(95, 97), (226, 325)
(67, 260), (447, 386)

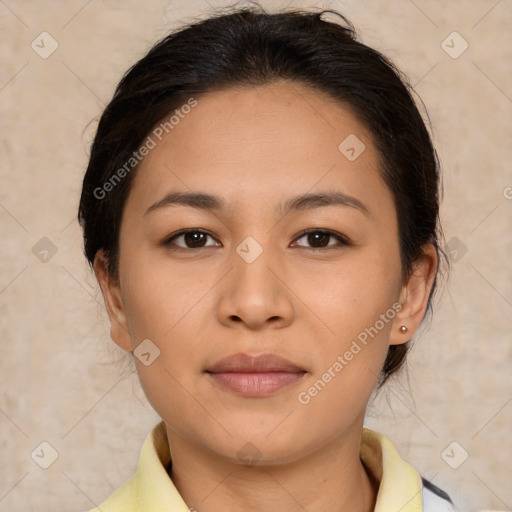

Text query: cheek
(119, 252), (210, 388)
(120, 251), (205, 343)
(296, 250), (401, 394)
(304, 251), (401, 334)
(294, 268), (397, 424)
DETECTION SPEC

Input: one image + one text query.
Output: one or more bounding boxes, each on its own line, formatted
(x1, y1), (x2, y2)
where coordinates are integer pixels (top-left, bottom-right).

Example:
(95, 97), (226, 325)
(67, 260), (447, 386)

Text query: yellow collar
(360, 428), (423, 511)
(91, 421), (425, 512)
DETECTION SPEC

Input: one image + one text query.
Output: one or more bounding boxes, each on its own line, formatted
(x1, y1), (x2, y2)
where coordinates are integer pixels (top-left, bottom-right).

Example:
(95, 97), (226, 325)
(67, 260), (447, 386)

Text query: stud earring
(399, 325), (408, 333)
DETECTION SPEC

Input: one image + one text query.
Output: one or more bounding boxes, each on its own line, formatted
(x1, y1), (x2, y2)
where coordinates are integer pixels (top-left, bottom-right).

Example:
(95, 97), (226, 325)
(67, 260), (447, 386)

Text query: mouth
(206, 353), (306, 397)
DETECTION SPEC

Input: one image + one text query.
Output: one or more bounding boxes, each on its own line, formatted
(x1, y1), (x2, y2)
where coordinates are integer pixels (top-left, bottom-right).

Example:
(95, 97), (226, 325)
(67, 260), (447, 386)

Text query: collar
(92, 421), (424, 512)
(360, 428), (423, 511)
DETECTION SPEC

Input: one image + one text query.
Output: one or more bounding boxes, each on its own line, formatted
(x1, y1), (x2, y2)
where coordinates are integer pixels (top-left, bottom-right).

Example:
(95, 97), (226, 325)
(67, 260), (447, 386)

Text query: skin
(94, 80), (437, 512)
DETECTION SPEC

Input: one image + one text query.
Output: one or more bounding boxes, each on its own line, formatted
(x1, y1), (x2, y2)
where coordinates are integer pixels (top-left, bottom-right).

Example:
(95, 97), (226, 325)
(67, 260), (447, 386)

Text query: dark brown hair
(78, 5), (448, 387)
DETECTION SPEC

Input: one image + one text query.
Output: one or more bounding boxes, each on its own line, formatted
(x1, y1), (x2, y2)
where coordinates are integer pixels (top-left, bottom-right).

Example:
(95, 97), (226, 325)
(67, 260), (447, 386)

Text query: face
(96, 80), (436, 465)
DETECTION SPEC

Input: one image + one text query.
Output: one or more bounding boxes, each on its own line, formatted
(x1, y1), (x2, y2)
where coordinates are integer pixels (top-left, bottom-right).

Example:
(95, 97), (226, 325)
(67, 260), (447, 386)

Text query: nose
(216, 240), (294, 331)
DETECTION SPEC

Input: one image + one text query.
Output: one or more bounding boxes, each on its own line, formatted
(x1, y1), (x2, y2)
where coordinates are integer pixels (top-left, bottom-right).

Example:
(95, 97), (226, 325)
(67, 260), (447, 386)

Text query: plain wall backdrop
(1, 0), (511, 511)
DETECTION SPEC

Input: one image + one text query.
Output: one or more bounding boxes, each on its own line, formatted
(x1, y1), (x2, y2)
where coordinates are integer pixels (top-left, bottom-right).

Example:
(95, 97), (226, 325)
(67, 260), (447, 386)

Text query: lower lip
(208, 372), (305, 397)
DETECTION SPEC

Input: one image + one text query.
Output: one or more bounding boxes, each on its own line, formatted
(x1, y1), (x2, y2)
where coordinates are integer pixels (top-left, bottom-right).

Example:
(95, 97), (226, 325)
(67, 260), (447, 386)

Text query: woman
(78, 5), (500, 512)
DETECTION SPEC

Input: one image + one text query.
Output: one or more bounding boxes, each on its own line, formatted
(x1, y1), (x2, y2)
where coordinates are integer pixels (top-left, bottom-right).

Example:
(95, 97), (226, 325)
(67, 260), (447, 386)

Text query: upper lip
(207, 353), (305, 373)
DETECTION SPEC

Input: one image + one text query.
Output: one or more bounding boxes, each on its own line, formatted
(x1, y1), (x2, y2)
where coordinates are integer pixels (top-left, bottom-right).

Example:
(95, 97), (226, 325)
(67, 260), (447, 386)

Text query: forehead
(127, 80), (392, 218)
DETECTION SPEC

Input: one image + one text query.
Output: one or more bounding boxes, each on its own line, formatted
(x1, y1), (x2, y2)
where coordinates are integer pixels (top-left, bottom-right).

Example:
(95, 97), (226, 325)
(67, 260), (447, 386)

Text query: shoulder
(421, 476), (455, 511)
(421, 477), (506, 512)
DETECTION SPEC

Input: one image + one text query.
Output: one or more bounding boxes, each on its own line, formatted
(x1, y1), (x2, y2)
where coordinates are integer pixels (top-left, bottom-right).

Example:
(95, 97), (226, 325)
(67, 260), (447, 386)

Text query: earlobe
(389, 244), (438, 346)
(93, 250), (133, 352)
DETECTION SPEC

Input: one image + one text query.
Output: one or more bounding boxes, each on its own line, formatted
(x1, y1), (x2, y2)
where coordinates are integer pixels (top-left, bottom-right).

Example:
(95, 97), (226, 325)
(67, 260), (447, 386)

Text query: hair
(78, 4), (449, 388)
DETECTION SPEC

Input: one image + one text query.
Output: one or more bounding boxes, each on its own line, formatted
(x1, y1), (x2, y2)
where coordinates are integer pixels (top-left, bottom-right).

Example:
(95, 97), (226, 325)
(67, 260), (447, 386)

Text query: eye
(292, 229), (351, 250)
(162, 228), (350, 251)
(163, 229), (221, 250)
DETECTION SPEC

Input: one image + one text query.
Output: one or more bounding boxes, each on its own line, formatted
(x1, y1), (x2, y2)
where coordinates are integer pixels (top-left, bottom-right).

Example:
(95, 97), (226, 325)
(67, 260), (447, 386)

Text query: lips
(206, 353), (306, 397)
(207, 353), (305, 373)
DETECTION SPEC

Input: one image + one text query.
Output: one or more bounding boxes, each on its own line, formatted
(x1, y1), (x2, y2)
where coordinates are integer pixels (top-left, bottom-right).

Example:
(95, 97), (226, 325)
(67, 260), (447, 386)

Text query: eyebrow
(144, 190), (370, 217)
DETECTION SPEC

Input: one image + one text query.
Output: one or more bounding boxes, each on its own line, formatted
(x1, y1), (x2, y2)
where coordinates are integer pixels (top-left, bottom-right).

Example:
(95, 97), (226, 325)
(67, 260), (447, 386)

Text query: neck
(165, 422), (379, 512)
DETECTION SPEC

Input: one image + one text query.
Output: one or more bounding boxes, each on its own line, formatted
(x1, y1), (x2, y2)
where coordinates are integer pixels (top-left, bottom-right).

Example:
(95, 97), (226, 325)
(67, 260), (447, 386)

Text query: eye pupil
(185, 232), (206, 248)
(308, 232), (329, 247)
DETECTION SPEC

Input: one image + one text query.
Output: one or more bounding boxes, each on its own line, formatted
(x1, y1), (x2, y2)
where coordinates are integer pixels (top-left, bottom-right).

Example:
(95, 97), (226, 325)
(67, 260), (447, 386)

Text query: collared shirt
(87, 422), (500, 512)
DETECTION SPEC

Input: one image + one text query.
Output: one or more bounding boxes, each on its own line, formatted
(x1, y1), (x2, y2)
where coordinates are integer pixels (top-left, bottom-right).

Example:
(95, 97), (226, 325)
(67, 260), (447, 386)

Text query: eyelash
(162, 228), (351, 252)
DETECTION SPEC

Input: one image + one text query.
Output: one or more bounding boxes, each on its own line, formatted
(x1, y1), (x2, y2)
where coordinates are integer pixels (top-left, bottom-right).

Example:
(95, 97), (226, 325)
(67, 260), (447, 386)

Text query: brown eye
(164, 229), (220, 250)
(293, 229), (350, 250)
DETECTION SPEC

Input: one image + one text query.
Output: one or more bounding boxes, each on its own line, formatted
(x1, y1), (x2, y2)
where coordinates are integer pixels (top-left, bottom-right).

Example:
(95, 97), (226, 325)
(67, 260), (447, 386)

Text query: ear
(389, 243), (438, 346)
(93, 249), (132, 352)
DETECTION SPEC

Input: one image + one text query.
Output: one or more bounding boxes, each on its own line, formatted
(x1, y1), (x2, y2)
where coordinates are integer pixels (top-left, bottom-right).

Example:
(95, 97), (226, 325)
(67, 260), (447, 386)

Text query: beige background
(1, 0), (511, 511)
